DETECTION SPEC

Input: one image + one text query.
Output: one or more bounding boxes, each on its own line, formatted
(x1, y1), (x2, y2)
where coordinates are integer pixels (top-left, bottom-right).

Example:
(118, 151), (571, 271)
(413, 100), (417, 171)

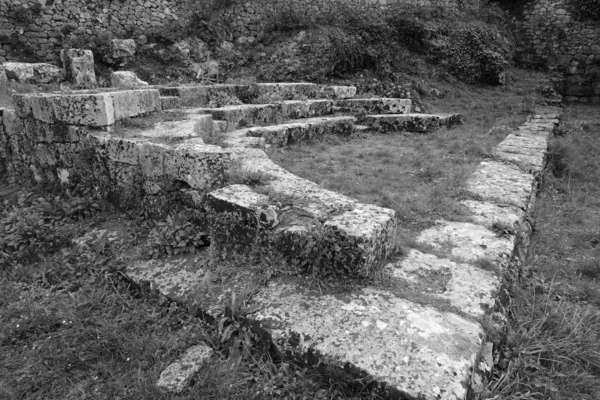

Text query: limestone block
(465, 160), (535, 209)
(164, 139), (230, 190)
(32, 63), (63, 84)
(334, 98), (412, 114)
(391, 249), (500, 317)
(364, 113), (441, 133)
(253, 279), (482, 400)
(461, 199), (525, 229)
(52, 93), (114, 126)
(3, 62), (34, 83)
(109, 89), (161, 121)
(110, 71), (148, 88)
(139, 142), (171, 178)
(61, 49), (97, 89)
(318, 85), (357, 99)
(134, 119), (204, 141)
(157, 344), (214, 393)
(106, 137), (145, 165)
(30, 95), (56, 123)
(417, 221), (514, 263)
(23, 118), (86, 143)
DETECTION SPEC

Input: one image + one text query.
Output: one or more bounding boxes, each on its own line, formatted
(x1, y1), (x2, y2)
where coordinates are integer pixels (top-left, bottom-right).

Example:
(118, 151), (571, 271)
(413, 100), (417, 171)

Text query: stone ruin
(0, 79), (559, 398)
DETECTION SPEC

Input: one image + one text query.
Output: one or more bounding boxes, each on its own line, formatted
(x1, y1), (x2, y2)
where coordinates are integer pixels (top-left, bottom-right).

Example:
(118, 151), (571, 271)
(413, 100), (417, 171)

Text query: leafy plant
(148, 211), (210, 258)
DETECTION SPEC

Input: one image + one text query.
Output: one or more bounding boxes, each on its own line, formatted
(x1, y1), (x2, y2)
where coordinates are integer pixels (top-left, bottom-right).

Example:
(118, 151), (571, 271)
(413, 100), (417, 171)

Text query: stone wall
(513, 0), (600, 102)
(205, 0), (480, 44)
(0, 0), (479, 63)
(0, 0), (188, 63)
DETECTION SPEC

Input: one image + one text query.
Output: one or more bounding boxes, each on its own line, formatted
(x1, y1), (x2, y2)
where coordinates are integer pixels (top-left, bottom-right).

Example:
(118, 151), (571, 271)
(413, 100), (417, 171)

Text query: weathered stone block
(164, 139), (230, 190)
(139, 142), (171, 178)
(30, 95), (56, 123)
(52, 93), (115, 126)
(110, 71), (148, 88)
(109, 89), (161, 121)
(157, 344), (214, 393)
(61, 48), (97, 89)
(364, 113), (442, 133)
(106, 137), (145, 165)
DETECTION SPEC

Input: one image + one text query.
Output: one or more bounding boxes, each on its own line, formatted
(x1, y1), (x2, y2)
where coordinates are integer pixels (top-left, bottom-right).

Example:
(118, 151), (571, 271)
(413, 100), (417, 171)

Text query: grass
(267, 68), (550, 251)
(485, 105), (600, 399)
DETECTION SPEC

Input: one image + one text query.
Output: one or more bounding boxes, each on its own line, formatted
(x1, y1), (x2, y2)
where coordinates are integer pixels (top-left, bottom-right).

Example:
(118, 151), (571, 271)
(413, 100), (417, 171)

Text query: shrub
(148, 210), (210, 258)
(547, 137), (574, 178)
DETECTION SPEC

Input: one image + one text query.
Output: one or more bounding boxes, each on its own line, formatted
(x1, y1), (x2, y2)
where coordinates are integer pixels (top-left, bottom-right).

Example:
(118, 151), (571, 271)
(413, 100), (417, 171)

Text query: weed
(226, 161), (274, 187)
(547, 137), (574, 178)
(148, 210), (210, 258)
(491, 220), (515, 238)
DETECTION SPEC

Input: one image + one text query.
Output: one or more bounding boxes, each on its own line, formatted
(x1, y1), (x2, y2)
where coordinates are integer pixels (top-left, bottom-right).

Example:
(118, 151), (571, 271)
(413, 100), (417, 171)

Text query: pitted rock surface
(252, 278), (483, 400)
(61, 49), (97, 89)
(157, 344), (214, 393)
(417, 221), (514, 263)
(390, 249), (500, 317)
(465, 160), (535, 210)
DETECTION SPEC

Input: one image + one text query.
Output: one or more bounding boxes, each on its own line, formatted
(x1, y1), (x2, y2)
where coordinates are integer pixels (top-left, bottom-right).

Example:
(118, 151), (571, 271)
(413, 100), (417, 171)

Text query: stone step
(120, 246), (482, 400)
(224, 116), (356, 147)
(185, 100), (342, 131)
(117, 114), (213, 142)
(117, 111), (559, 398)
(333, 98), (412, 114)
(207, 150), (397, 278)
(158, 83), (357, 107)
(364, 113), (463, 133)
(13, 89), (162, 127)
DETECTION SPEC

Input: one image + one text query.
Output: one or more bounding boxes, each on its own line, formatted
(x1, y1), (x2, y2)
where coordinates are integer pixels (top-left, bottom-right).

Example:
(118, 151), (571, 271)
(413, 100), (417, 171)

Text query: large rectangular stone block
(52, 93), (115, 126)
(110, 89), (161, 120)
(164, 139), (230, 190)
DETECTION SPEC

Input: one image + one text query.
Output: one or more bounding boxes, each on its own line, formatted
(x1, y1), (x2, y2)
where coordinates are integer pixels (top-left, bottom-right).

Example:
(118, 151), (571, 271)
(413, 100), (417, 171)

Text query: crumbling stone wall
(513, 0), (600, 102)
(0, 0), (478, 63)
(205, 0), (481, 43)
(0, 0), (187, 63)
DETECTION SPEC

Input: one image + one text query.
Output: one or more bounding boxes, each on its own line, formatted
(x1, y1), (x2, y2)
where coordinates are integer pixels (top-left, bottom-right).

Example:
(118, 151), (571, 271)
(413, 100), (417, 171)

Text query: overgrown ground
(484, 105), (600, 399)
(268, 67), (549, 250)
(0, 183), (382, 400)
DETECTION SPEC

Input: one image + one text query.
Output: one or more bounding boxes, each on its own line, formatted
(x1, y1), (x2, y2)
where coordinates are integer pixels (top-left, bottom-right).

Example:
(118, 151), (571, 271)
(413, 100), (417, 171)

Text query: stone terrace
(0, 82), (557, 399)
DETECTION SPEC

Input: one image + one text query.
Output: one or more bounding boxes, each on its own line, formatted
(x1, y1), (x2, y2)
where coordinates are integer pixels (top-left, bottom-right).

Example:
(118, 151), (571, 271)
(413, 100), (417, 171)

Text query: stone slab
(157, 344), (214, 393)
(494, 133), (547, 168)
(252, 277), (483, 400)
(390, 249), (500, 317)
(334, 98), (412, 114)
(164, 139), (230, 190)
(416, 221), (514, 264)
(231, 116), (355, 146)
(465, 161), (535, 210)
(461, 199), (525, 229)
(364, 114), (442, 133)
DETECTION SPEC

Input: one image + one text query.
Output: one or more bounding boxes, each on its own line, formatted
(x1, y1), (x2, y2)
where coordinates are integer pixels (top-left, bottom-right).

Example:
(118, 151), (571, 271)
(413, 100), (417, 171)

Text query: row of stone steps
(115, 108), (559, 398)
(157, 83), (459, 135)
